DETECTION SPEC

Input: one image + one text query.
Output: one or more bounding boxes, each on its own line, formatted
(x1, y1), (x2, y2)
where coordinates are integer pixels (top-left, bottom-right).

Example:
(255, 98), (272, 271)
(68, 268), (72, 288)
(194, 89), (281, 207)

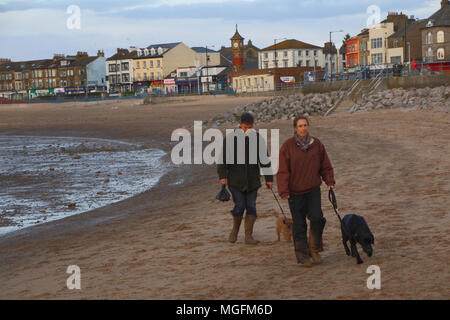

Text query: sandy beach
(0, 95), (449, 299)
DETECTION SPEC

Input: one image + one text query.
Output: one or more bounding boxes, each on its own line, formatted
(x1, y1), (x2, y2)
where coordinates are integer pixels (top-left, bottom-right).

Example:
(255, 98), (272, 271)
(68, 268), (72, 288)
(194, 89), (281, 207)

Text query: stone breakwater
(349, 85), (450, 114)
(203, 85), (449, 127)
(204, 91), (345, 127)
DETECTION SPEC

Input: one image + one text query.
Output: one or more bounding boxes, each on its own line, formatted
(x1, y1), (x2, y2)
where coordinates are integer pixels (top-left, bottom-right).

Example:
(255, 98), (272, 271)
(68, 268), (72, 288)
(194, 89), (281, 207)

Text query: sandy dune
(0, 95), (448, 299)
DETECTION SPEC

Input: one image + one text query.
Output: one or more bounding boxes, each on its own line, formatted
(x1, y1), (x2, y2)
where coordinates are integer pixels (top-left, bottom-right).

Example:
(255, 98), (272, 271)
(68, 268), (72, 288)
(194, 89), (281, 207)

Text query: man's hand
(281, 194), (290, 200)
(328, 185), (335, 191)
(220, 178), (227, 185)
(266, 182), (273, 189)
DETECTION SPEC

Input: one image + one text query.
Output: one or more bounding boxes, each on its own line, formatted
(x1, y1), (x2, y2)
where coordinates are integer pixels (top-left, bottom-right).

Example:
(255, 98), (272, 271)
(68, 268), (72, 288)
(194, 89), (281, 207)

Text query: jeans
(287, 187), (326, 259)
(229, 187), (258, 217)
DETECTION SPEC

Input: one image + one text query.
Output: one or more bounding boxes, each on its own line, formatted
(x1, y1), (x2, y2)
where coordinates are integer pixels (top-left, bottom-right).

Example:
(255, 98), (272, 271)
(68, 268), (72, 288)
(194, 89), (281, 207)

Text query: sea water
(0, 135), (170, 236)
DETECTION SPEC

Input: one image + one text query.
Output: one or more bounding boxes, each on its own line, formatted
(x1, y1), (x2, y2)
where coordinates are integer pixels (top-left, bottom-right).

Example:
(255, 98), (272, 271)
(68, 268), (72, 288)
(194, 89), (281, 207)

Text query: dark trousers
(229, 187), (258, 217)
(288, 187), (326, 260)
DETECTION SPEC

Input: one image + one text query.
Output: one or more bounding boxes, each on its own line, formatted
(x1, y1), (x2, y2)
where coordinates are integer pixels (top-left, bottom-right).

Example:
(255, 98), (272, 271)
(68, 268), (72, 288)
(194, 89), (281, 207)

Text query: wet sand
(0, 95), (449, 299)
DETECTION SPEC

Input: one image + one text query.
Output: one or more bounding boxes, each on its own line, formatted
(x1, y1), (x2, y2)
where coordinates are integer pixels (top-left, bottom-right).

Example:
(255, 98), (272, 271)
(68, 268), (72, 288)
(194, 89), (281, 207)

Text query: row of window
(136, 60), (161, 69)
(135, 72), (162, 81)
(0, 69), (85, 81)
(426, 31), (445, 45)
(371, 38), (383, 49)
(108, 73), (131, 84)
(234, 76), (270, 89)
(427, 48), (446, 60)
(108, 62), (130, 72)
(263, 50), (319, 60)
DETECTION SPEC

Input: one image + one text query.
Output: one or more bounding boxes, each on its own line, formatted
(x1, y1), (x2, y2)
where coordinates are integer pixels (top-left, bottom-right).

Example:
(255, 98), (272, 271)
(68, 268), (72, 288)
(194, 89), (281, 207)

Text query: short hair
(240, 112), (254, 124)
(293, 116), (310, 127)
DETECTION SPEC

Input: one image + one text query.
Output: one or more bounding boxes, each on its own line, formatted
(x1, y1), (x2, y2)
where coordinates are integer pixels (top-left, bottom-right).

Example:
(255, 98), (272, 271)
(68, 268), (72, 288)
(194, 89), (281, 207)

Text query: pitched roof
(191, 47), (219, 53)
(146, 42), (181, 50)
(106, 49), (137, 61)
(261, 39), (322, 51)
(423, 1), (450, 27)
(70, 56), (99, 66)
(389, 19), (427, 38)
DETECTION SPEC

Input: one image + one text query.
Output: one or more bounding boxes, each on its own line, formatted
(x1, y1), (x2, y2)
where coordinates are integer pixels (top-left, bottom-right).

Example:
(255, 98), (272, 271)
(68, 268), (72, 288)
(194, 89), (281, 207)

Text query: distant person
(277, 116), (335, 267)
(218, 112), (273, 244)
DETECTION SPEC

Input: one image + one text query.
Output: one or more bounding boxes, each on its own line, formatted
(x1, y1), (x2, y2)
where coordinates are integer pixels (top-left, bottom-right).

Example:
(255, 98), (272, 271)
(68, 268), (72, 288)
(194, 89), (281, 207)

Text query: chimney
(76, 51), (88, 57)
(97, 50), (104, 57)
(442, 0), (449, 8)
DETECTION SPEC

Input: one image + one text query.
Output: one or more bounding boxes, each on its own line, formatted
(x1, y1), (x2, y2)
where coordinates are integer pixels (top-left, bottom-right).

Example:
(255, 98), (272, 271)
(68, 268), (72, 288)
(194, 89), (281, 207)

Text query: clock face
(233, 42), (238, 48)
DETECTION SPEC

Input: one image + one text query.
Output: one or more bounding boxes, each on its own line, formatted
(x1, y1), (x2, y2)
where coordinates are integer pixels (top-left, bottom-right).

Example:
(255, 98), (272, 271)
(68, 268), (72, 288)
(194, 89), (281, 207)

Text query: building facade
(258, 39), (325, 70)
(106, 48), (136, 93)
(421, 0), (450, 62)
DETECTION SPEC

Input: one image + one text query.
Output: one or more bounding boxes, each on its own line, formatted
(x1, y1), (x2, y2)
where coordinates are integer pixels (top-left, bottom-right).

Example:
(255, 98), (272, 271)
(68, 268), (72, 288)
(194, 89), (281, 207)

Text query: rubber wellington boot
(294, 239), (312, 268)
(228, 216), (243, 243)
(244, 214), (259, 244)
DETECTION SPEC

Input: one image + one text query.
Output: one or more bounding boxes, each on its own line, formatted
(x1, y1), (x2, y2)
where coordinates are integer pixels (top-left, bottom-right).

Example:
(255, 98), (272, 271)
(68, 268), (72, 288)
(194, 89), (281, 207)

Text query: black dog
(341, 214), (374, 264)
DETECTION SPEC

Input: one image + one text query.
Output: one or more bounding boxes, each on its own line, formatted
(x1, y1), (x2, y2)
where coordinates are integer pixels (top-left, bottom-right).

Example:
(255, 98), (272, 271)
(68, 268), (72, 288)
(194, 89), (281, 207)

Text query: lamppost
(407, 42), (411, 74)
(274, 38), (287, 70)
(329, 30), (344, 81)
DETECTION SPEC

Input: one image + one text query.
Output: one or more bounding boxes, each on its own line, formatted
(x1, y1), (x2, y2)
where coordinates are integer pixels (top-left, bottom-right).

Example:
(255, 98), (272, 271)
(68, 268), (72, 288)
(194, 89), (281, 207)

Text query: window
(298, 50), (302, 56)
(264, 53), (268, 59)
(254, 77), (258, 87)
(315, 60), (318, 67)
(121, 62), (129, 71)
(314, 50), (317, 56)
(247, 78), (251, 87)
(151, 72), (154, 80)
(427, 32), (433, 44)
(371, 53), (383, 64)
(306, 50), (309, 56)
(371, 38), (382, 49)
(144, 73), (147, 80)
(391, 56), (402, 64)
(264, 62), (268, 69)
(427, 48), (433, 61)
(437, 31), (444, 43)
(143, 61), (147, 68)
(283, 51), (288, 57)
(393, 40), (399, 48)
(137, 61), (140, 69)
(180, 72), (188, 77)
(298, 60), (302, 66)
(150, 61), (154, 68)
(109, 64), (116, 72)
(437, 48), (445, 60)
(137, 73), (141, 81)
(157, 72), (161, 80)
(157, 60), (161, 67)
(284, 61), (288, 67)
(122, 73), (129, 82)
(306, 60), (310, 67)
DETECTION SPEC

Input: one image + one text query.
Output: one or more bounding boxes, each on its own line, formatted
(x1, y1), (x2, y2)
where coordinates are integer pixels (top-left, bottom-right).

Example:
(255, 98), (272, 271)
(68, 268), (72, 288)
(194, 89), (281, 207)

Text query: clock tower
(231, 25), (244, 72)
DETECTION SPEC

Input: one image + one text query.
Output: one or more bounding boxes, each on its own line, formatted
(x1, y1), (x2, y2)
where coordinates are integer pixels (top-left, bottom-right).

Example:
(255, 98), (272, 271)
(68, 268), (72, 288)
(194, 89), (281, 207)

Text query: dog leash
(270, 188), (288, 221)
(328, 189), (343, 224)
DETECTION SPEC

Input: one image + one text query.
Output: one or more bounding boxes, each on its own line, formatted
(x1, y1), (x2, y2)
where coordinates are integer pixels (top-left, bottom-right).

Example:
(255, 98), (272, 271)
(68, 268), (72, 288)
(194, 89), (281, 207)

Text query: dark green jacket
(217, 129), (273, 192)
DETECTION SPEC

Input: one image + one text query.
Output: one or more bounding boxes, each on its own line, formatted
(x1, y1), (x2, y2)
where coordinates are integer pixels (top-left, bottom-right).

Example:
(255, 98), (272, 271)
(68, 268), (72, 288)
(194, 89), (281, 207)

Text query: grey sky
(0, 0), (441, 61)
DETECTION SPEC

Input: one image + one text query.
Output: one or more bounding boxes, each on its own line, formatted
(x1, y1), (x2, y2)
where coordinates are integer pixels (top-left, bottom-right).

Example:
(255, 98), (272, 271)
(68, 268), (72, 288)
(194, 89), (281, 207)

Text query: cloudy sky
(0, 0), (441, 61)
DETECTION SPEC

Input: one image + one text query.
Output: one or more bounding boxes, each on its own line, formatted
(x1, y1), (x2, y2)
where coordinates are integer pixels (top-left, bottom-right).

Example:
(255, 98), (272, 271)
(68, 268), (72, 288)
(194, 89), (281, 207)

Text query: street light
(329, 30), (344, 81)
(274, 38), (287, 69)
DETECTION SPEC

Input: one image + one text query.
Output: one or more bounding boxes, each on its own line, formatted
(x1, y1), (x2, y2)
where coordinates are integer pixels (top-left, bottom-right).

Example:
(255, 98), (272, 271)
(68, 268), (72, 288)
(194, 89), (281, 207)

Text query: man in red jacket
(277, 116), (335, 267)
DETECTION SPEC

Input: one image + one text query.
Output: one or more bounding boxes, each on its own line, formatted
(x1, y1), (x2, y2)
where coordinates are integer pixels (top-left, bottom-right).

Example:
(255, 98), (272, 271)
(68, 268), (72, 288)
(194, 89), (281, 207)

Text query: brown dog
(276, 217), (293, 242)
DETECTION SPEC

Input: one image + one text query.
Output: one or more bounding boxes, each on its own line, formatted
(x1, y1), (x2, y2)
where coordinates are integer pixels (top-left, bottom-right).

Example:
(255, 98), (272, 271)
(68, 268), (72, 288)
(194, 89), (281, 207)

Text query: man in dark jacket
(218, 113), (273, 244)
(277, 116), (335, 267)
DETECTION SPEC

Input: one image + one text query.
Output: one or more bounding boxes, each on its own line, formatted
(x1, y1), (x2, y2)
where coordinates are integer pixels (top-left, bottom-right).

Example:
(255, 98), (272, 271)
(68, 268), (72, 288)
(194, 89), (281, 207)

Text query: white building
(106, 48), (136, 93)
(259, 39), (325, 70)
